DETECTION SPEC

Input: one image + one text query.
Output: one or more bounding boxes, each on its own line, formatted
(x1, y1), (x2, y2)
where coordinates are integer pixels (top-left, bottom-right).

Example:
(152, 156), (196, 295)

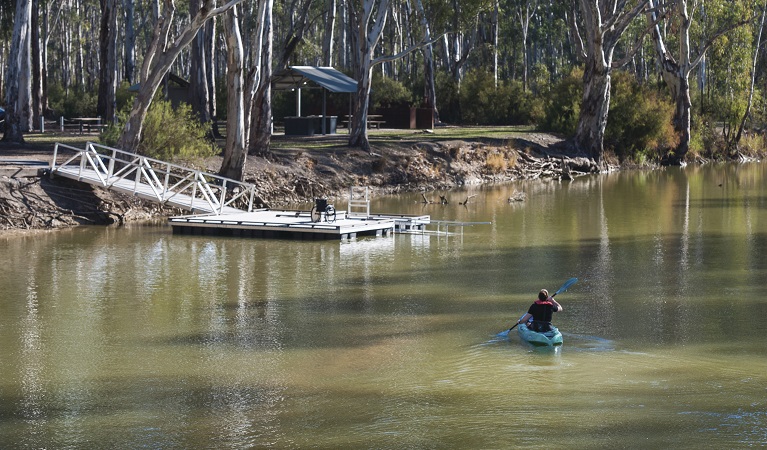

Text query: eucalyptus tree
(346, 0), (389, 151)
(571, 0), (653, 164)
(441, 0), (484, 82)
(189, 0), (213, 124)
(33, 0), (64, 124)
(347, 0), (431, 150)
(647, 0), (756, 164)
(246, 0), (274, 157)
(735, 1), (767, 149)
(322, 0), (336, 66)
(219, 3), (246, 180)
(124, 0), (136, 84)
(3, 0), (32, 143)
(415, 0), (439, 123)
(117, 0), (244, 153)
(215, 0), (275, 177)
(97, 0), (119, 122)
(704, 2), (755, 152)
(511, 0), (539, 91)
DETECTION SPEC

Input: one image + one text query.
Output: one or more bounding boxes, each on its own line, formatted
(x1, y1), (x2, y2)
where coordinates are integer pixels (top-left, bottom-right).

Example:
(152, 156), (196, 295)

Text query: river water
(1, 163), (766, 448)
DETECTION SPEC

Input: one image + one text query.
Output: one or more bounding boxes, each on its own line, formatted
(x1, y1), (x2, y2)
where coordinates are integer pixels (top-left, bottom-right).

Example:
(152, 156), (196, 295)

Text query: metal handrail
(51, 142), (257, 214)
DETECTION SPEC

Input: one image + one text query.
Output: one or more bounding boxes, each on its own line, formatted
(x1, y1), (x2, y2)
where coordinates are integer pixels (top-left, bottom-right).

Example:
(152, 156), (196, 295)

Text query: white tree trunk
(348, 0), (390, 152)
(31, 0), (43, 128)
(189, 0), (212, 124)
(2, 0), (33, 143)
(124, 0), (137, 84)
(219, 5), (247, 180)
(574, 0), (649, 164)
(323, 0), (336, 66)
(575, 59), (611, 162)
(248, 0), (274, 156)
(516, 0), (539, 92)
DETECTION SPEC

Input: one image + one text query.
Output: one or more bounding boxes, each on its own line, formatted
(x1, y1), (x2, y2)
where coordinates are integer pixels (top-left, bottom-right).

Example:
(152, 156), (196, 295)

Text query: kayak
(517, 323), (563, 347)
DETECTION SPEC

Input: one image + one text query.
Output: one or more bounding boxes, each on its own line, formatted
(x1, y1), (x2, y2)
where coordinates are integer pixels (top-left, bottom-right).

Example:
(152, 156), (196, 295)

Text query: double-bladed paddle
(508, 277), (578, 331)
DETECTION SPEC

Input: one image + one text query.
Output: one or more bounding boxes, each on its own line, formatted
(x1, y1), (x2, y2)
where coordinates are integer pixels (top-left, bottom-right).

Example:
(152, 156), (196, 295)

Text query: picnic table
(63, 117), (108, 134)
(341, 115), (385, 129)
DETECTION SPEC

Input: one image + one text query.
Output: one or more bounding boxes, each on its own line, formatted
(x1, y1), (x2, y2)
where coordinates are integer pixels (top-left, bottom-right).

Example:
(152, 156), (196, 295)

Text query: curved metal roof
(271, 66), (357, 93)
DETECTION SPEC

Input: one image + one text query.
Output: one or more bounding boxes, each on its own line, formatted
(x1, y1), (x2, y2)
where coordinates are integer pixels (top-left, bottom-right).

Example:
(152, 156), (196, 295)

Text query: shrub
(101, 99), (216, 161)
(47, 83), (98, 119)
(606, 70), (678, 161)
(459, 69), (502, 125)
(370, 74), (413, 110)
(504, 80), (543, 125)
(540, 67), (582, 135)
(435, 72), (461, 124)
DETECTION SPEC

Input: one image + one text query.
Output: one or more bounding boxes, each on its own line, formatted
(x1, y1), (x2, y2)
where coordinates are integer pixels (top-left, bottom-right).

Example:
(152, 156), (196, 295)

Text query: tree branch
(689, 14), (759, 72)
(612, 2), (674, 68)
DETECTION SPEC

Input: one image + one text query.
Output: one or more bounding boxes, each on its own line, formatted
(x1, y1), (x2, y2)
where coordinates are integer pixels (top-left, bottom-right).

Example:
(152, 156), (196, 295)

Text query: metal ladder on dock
(347, 186), (371, 218)
(50, 142), (258, 215)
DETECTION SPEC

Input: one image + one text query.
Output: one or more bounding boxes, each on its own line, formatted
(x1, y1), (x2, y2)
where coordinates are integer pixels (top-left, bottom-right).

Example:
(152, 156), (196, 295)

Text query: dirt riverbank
(0, 130), (595, 233)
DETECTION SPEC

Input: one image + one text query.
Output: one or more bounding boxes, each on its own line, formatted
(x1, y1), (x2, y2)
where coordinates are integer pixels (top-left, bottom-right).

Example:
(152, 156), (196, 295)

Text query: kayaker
(517, 289), (562, 332)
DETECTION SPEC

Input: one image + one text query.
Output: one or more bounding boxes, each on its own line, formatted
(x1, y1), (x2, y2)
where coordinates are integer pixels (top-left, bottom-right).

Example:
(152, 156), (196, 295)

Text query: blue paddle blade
(555, 277), (578, 295)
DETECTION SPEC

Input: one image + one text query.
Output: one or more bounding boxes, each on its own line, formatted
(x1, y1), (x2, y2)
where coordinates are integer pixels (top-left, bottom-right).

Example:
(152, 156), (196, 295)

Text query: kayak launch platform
(168, 210), (432, 241)
(49, 142), (478, 241)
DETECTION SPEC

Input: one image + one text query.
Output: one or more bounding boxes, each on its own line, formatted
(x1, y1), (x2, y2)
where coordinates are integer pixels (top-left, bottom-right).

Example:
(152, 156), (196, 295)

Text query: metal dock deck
(168, 209), (411, 240)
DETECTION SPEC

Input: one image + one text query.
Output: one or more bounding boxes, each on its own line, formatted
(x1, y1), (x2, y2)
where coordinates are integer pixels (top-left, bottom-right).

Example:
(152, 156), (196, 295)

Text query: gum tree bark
(97, 0), (119, 122)
(124, 0), (136, 84)
(3, 0), (33, 143)
(347, 0), (390, 152)
(247, 0), (274, 156)
(189, 0), (212, 124)
(218, 4), (247, 180)
(573, 0), (650, 164)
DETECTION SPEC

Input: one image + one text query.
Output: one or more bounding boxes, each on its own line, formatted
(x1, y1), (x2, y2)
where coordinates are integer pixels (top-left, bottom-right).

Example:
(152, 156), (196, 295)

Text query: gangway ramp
(50, 142), (255, 215)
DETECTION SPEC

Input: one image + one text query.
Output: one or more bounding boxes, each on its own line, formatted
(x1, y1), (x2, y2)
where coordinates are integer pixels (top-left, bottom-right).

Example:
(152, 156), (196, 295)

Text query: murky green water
(2, 163), (767, 448)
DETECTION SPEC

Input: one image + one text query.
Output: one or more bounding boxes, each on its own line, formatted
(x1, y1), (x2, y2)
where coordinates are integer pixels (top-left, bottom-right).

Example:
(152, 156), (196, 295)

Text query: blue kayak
(517, 323), (563, 347)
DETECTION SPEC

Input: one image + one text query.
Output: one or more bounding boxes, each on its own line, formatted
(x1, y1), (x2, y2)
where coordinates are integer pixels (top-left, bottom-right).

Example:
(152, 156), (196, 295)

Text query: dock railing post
(52, 143), (59, 170)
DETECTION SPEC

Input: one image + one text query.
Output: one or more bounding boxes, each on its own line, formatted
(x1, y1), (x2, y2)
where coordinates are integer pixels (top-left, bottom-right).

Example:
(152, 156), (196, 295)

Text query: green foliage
(506, 80), (545, 125)
(459, 70), (504, 125)
(456, 69), (542, 126)
(47, 83), (98, 119)
(688, 115), (725, 159)
(370, 74), (413, 110)
(540, 67), (583, 135)
(115, 81), (135, 113)
(435, 72), (461, 124)
(605, 71), (678, 161)
(101, 99), (216, 161)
